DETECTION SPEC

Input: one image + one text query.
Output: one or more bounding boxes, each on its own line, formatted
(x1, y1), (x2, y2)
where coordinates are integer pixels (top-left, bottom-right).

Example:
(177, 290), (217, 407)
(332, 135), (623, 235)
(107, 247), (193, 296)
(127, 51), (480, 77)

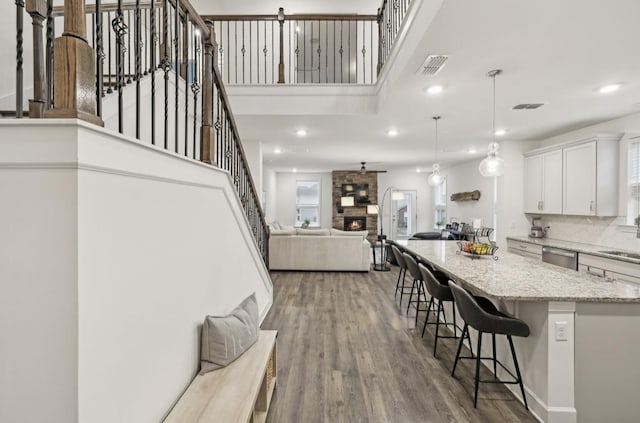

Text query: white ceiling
(221, 0), (640, 173)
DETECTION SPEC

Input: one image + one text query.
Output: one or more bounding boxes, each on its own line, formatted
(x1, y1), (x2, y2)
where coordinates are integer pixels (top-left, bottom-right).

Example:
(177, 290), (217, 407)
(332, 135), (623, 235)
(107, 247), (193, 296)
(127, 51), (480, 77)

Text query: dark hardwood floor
(261, 269), (538, 423)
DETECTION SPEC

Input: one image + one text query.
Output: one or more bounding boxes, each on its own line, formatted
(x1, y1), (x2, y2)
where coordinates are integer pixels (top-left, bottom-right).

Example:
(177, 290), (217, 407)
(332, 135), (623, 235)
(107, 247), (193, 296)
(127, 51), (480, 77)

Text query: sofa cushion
(330, 228), (368, 239)
(199, 293), (259, 375)
(270, 228), (297, 236)
(296, 228), (330, 236)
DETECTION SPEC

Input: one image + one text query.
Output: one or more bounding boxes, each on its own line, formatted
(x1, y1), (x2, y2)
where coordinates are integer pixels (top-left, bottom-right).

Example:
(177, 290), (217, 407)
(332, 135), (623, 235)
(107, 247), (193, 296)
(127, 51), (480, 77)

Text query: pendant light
(479, 69), (505, 177)
(427, 116), (444, 186)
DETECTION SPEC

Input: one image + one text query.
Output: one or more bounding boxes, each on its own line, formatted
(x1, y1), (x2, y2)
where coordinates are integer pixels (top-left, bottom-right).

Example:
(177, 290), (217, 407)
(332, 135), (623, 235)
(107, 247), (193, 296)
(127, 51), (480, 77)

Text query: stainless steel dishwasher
(541, 247), (578, 270)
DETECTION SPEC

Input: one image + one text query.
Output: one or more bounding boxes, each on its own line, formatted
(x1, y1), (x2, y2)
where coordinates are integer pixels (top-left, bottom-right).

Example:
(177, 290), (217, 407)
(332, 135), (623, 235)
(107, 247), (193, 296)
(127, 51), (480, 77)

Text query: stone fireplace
(332, 171), (377, 241)
(344, 216), (367, 231)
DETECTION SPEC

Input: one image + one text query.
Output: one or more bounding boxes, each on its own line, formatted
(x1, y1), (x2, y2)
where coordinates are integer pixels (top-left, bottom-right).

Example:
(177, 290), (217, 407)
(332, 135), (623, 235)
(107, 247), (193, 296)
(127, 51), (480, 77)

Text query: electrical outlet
(555, 321), (568, 341)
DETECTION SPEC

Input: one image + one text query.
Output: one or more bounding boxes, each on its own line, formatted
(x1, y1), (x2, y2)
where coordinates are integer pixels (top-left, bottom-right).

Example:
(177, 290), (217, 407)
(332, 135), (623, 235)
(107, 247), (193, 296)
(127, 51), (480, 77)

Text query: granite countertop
(506, 236), (640, 265)
(401, 240), (640, 303)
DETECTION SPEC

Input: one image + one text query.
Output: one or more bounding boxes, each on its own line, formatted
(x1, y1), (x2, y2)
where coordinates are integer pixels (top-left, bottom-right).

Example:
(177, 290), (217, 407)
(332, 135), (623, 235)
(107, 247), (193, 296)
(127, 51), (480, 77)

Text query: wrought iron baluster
(339, 21), (343, 83)
(162, 0), (170, 149)
(126, 10), (132, 84)
(113, 2), (127, 134)
(325, 20), (328, 83)
(150, 0), (156, 144)
(192, 32), (200, 159)
(174, 0), (180, 153)
(362, 20), (366, 84)
(107, 11), (113, 93)
(143, 7), (148, 75)
(263, 20), (267, 84)
(183, 14), (189, 157)
(16, 0), (24, 117)
(46, 0), (53, 107)
(96, 0), (103, 117)
(135, 0), (141, 139)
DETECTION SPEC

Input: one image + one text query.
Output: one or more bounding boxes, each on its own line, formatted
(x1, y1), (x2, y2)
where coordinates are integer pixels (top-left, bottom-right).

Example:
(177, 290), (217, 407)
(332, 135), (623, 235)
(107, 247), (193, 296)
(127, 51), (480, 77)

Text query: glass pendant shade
(479, 69), (505, 177)
(478, 142), (505, 177)
(428, 163), (444, 186)
(428, 116), (444, 186)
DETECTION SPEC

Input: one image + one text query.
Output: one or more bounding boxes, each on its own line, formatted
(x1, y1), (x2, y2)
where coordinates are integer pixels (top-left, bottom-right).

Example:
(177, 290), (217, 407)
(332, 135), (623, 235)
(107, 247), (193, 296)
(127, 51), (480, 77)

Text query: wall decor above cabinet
(524, 133), (621, 216)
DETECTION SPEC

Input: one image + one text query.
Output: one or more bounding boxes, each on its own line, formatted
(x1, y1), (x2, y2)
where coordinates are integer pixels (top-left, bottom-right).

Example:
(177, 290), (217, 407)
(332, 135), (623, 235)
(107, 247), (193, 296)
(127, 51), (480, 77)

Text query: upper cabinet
(525, 150), (563, 214)
(524, 134), (621, 216)
(563, 141), (597, 215)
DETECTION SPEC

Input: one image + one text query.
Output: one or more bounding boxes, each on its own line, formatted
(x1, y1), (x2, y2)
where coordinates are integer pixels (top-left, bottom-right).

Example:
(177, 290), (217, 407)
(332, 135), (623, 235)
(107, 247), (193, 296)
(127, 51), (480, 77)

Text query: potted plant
(301, 219), (310, 229)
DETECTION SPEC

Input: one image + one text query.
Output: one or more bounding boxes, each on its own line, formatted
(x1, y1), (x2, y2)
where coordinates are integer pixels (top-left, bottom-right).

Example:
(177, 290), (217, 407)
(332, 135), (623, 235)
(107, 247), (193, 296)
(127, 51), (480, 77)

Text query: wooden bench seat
(164, 330), (277, 423)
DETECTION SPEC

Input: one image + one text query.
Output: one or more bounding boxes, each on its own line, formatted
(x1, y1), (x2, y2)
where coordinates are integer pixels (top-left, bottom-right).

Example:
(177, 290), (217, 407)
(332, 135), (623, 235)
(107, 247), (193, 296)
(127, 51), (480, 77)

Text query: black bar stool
(449, 281), (530, 410)
(418, 263), (471, 357)
(390, 245), (411, 305)
(402, 253), (429, 325)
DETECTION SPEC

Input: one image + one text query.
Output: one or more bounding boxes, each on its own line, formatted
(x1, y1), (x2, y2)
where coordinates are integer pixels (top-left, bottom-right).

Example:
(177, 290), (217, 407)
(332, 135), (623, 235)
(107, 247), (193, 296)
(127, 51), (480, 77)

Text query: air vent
(416, 55), (449, 76)
(513, 103), (545, 110)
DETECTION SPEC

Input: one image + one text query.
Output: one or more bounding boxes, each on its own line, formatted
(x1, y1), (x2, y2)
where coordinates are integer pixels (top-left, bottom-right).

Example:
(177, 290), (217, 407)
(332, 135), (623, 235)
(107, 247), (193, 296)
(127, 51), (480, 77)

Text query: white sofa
(268, 228), (371, 272)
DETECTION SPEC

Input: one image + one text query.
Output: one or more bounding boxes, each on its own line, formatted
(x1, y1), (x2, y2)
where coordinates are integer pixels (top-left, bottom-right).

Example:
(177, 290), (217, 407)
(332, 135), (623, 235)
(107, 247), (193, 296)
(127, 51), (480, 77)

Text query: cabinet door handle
(589, 200), (595, 212)
(540, 200), (544, 211)
(538, 201), (542, 210)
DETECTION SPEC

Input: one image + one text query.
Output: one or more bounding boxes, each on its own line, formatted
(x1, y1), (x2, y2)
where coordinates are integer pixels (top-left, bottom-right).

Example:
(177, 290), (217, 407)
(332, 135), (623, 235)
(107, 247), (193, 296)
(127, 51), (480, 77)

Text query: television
(342, 183), (370, 204)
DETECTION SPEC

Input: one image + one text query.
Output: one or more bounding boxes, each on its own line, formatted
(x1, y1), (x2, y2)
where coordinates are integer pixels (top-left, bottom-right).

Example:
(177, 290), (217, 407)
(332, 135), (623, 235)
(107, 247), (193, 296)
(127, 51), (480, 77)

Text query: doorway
(391, 190), (417, 239)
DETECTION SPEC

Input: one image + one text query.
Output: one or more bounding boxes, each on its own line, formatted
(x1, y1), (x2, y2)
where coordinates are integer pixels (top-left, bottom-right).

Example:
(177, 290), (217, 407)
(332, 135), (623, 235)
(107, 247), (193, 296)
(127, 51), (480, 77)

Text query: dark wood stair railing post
(201, 20), (216, 165)
(277, 7), (285, 84)
(26, 0), (47, 118)
(45, 0), (103, 126)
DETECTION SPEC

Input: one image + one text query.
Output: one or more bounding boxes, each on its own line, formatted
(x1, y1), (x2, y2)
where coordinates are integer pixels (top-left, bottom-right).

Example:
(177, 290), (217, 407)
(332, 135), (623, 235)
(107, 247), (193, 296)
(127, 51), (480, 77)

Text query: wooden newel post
(201, 21), (216, 165)
(46, 0), (103, 126)
(277, 7), (285, 84)
(26, 0), (47, 118)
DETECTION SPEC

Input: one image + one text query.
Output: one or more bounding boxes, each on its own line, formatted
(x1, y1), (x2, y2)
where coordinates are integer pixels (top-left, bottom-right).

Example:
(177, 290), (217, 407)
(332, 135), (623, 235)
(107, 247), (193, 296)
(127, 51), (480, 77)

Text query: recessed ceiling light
(468, 147), (477, 154)
(426, 85), (444, 95)
(292, 168), (297, 173)
(295, 129), (307, 137)
(274, 147), (282, 154)
(494, 129), (507, 136)
(416, 168), (421, 173)
(599, 84), (621, 94)
(386, 129), (399, 137)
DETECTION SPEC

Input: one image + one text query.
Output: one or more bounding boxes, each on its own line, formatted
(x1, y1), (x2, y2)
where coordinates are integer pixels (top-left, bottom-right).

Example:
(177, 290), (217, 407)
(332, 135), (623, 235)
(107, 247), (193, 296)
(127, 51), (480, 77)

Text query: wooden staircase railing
(12, 0), (269, 266)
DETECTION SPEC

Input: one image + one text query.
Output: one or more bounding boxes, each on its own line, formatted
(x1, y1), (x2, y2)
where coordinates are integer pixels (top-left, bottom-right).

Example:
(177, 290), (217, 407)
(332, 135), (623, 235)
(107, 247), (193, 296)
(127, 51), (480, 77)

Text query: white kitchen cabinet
(524, 150), (562, 214)
(579, 253), (640, 285)
(563, 141), (597, 215)
(524, 134), (620, 216)
(507, 239), (543, 259)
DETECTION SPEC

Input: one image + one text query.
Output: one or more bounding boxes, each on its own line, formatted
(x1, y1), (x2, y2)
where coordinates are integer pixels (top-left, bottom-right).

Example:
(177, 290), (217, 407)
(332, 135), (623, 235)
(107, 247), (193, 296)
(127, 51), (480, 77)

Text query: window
(296, 180), (320, 226)
(627, 140), (640, 226)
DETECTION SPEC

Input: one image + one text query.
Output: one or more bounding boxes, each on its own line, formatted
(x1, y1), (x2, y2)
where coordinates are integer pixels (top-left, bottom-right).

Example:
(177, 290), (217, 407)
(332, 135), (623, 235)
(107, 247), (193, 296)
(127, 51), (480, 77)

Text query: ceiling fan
(357, 161), (387, 174)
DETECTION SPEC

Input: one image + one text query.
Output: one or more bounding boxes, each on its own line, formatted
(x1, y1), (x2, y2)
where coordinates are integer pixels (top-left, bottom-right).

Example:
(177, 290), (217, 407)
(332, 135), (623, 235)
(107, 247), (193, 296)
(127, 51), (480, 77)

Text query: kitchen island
(400, 240), (640, 423)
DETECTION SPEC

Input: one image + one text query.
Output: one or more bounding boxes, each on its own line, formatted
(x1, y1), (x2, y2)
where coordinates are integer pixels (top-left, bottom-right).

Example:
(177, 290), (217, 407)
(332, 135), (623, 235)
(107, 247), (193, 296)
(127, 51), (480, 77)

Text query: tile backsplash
(531, 215), (639, 251)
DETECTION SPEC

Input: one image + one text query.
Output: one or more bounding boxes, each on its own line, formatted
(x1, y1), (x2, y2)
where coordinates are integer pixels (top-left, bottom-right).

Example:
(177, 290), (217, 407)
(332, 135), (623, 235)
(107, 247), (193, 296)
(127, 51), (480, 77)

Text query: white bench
(164, 330), (277, 423)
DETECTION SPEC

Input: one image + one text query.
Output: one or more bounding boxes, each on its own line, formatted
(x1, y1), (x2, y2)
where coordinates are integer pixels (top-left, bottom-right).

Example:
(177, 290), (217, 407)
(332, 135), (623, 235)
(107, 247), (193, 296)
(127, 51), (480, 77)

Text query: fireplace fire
(344, 216), (367, 231)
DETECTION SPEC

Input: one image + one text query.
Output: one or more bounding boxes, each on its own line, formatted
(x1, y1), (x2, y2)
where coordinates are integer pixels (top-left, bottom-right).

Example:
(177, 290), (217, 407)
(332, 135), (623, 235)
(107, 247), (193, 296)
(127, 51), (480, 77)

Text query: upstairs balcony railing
(204, 0), (413, 85)
(12, 0), (269, 264)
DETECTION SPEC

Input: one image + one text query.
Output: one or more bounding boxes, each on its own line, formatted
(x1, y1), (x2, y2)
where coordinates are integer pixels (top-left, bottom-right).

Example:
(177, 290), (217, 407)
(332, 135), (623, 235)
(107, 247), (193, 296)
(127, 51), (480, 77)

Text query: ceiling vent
(513, 103), (545, 110)
(416, 55), (449, 76)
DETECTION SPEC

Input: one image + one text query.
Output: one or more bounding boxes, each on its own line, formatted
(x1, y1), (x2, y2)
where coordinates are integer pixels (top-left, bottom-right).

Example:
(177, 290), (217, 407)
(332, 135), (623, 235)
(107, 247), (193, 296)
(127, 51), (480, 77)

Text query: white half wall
(275, 172), (332, 227)
(0, 120), (272, 423)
